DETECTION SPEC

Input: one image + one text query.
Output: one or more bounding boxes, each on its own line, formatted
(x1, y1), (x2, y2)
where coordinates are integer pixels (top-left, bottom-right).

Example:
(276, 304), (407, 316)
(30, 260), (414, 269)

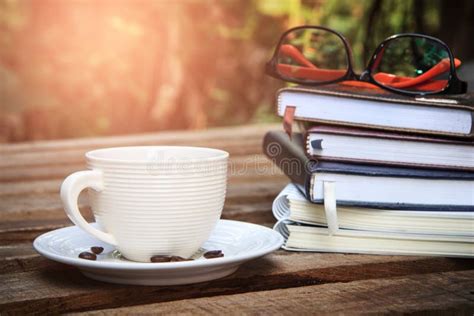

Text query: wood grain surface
(0, 124), (473, 315)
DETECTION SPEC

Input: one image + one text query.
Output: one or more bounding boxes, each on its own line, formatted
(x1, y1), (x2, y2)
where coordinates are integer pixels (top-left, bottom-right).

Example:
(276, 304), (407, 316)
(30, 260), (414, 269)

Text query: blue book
(263, 130), (474, 211)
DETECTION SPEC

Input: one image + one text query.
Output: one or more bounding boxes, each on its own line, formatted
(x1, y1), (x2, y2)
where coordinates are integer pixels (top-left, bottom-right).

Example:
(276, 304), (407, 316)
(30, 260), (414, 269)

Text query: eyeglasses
(265, 26), (467, 95)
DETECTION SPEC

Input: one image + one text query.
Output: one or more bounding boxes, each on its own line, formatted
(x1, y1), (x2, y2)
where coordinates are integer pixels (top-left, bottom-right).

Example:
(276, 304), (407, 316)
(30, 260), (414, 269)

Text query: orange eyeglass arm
(277, 44), (347, 81)
(278, 44), (462, 90)
(373, 58), (461, 90)
(279, 44), (318, 69)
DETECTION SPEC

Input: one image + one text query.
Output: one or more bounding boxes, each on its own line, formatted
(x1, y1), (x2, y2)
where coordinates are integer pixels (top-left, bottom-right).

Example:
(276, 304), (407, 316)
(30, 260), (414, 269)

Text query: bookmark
(283, 106), (296, 139)
(323, 181), (339, 235)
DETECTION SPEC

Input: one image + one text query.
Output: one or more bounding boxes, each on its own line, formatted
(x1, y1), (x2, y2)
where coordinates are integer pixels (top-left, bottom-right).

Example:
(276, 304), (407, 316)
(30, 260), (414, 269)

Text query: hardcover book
(276, 84), (474, 138)
(263, 130), (474, 211)
(305, 125), (474, 170)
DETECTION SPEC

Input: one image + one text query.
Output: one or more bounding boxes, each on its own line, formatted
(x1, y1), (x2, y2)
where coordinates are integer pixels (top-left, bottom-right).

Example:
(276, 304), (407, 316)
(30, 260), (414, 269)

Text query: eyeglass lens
(371, 37), (451, 93)
(276, 28), (349, 83)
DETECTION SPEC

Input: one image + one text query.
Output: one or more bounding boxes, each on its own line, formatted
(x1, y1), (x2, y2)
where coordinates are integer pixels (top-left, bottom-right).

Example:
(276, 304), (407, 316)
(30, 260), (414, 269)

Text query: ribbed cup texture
(86, 150), (228, 262)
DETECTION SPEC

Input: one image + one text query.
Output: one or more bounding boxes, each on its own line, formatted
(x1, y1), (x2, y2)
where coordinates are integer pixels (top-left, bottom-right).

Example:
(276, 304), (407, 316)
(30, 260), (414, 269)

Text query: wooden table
(1, 124), (473, 314)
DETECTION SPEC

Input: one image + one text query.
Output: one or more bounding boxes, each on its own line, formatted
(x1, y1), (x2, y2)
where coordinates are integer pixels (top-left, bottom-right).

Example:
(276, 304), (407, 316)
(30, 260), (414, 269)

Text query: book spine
(262, 131), (315, 201)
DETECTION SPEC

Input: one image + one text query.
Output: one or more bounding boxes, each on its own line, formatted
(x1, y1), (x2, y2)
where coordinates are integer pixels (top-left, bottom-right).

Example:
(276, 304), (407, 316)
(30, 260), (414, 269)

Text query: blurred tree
(438, 0), (474, 62)
(0, 0), (472, 142)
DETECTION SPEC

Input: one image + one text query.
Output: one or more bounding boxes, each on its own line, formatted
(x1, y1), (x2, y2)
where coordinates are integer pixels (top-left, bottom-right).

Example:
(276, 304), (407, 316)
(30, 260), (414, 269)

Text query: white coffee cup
(60, 146), (228, 262)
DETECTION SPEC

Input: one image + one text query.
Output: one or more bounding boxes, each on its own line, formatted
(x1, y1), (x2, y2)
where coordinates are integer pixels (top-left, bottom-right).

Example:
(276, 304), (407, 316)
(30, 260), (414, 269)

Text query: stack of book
(264, 84), (474, 257)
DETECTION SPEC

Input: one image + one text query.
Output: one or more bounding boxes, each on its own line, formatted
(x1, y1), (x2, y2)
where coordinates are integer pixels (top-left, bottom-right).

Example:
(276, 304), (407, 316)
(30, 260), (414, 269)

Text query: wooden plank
(0, 179), (286, 245)
(0, 179), (285, 221)
(0, 244), (50, 275)
(0, 155), (281, 182)
(0, 138), (263, 169)
(0, 202), (282, 245)
(0, 204), (276, 247)
(0, 244), (37, 258)
(0, 253), (471, 314)
(0, 171), (284, 244)
(0, 193), (86, 220)
(78, 270), (474, 315)
(0, 219), (74, 246)
(0, 174), (285, 198)
(0, 154), (284, 241)
(0, 124), (278, 154)
(0, 164), (81, 182)
(0, 179), (61, 196)
(0, 203), (276, 246)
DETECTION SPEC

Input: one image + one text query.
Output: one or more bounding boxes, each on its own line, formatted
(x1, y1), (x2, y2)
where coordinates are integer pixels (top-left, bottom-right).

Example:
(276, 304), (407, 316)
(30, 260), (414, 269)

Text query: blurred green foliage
(0, 0), (471, 142)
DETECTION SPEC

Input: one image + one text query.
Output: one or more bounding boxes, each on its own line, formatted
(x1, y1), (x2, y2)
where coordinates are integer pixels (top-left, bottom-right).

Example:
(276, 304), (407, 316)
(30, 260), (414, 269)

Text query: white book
(274, 220), (474, 257)
(276, 85), (474, 138)
(272, 184), (474, 257)
(273, 184), (474, 236)
(305, 126), (474, 170)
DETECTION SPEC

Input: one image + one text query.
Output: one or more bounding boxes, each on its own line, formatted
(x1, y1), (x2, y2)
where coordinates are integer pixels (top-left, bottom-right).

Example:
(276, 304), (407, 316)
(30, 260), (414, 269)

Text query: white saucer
(33, 220), (283, 286)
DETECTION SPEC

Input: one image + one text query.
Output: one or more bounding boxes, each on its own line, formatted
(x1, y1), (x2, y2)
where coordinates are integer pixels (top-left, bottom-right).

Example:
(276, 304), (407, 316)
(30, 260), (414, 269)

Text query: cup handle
(60, 170), (117, 246)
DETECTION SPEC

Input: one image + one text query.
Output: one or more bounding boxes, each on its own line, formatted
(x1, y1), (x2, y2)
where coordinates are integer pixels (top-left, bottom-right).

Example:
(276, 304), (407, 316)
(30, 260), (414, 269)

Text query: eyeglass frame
(265, 25), (467, 96)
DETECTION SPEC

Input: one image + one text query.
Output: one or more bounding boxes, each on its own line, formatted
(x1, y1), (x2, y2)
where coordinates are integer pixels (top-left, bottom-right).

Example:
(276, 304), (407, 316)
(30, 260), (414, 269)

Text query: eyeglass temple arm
(277, 44), (347, 81)
(280, 45), (318, 68)
(278, 44), (462, 88)
(373, 58), (461, 89)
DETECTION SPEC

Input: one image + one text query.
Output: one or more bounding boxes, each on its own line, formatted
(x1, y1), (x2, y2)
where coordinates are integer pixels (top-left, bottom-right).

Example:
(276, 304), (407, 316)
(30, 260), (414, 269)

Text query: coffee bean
(78, 251), (97, 261)
(170, 256), (193, 262)
(150, 255), (172, 263)
(90, 246), (104, 254)
(203, 250), (224, 259)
